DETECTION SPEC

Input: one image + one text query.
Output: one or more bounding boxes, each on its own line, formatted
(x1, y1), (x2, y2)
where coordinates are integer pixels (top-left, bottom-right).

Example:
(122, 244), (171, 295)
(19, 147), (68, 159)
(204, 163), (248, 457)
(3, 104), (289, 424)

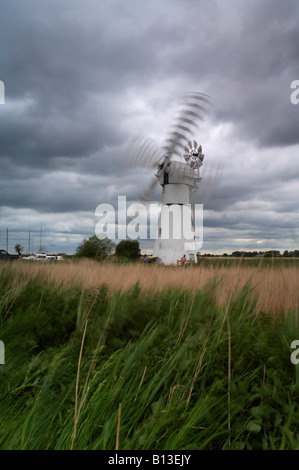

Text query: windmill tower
(129, 92), (212, 265)
(152, 140), (204, 264)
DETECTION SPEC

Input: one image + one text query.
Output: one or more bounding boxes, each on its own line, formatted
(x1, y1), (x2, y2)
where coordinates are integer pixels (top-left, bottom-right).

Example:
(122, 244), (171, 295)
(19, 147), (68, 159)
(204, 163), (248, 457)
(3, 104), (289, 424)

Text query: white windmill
(151, 140), (204, 264)
(129, 92), (212, 265)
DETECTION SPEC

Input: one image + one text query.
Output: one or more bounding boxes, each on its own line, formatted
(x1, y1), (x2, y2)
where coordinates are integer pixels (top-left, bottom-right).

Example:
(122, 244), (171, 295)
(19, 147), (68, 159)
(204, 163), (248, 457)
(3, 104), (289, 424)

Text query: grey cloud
(1, 0), (299, 253)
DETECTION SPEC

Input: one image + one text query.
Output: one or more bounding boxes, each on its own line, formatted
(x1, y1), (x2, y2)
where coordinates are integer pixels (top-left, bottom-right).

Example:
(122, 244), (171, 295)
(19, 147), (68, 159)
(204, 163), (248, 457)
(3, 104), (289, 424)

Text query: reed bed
(0, 259), (298, 450)
(3, 259), (299, 317)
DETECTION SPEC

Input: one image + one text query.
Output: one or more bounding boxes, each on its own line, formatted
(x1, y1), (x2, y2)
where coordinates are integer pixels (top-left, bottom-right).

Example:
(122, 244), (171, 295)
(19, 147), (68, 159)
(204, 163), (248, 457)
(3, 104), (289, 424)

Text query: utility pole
(39, 223), (42, 253)
(28, 229), (31, 254)
(6, 227), (8, 252)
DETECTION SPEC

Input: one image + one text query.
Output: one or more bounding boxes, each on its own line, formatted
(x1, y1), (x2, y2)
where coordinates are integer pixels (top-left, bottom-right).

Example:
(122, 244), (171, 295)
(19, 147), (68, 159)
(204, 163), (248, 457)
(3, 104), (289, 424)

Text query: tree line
(202, 250), (299, 258)
(75, 236), (140, 261)
(13, 238), (299, 260)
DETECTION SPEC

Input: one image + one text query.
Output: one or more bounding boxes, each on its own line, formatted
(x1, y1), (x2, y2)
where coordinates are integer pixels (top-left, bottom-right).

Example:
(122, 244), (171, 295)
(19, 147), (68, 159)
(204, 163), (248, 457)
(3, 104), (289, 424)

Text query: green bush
(115, 240), (140, 261)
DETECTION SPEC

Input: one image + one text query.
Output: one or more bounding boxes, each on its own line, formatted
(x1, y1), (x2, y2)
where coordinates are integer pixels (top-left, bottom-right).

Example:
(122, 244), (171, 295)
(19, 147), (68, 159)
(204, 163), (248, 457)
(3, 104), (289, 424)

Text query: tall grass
(0, 261), (298, 449)
(3, 258), (299, 317)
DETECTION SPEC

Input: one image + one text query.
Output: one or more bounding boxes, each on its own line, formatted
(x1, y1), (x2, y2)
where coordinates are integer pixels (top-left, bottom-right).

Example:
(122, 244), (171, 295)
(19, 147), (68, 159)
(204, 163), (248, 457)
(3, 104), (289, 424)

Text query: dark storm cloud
(2, 0), (299, 167)
(0, 163), (149, 213)
(165, 0), (299, 148)
(0, 0), (299, 252)
(0, 0), (162, 169)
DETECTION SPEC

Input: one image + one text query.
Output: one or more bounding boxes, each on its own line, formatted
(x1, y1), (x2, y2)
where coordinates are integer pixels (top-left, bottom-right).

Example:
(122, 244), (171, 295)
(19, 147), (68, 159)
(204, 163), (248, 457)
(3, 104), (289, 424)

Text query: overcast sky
(1, 0), (299, 254)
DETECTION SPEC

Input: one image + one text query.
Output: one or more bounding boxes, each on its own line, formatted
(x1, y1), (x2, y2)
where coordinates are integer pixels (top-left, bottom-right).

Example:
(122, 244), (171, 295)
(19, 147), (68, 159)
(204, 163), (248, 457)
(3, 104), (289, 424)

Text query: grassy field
(0, 259), (299, 450)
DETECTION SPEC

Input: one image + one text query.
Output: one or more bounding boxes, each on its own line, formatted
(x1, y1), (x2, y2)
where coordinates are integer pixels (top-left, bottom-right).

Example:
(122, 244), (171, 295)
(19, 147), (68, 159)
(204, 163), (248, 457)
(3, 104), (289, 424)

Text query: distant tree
(14, 244), (24, 256)
(264, 250), (281, 258)
(283, 250), (290, 257)
(232, 251), (242, 257)
(75, 235), (115, 260)
(115, 240), (140, 260)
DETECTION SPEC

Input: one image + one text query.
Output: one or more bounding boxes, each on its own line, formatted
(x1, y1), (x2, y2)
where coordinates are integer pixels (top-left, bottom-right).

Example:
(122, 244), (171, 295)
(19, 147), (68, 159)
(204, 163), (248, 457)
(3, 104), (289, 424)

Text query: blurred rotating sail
(127, 92), (213, 201)
(162, 92), (212, 160)
(126, 135), (162, 169)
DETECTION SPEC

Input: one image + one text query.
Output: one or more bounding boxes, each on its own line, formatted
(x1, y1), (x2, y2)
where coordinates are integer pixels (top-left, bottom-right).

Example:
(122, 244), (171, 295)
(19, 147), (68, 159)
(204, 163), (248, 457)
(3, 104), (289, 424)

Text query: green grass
(0, 265), (299, 450)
